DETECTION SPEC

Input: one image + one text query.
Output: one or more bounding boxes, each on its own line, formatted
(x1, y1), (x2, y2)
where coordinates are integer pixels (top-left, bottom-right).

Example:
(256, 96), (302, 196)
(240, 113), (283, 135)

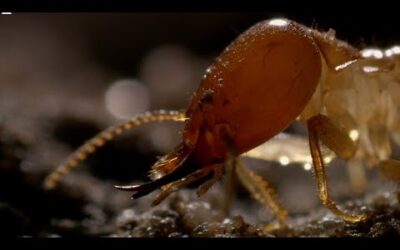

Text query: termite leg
(197, 165), (223, 196)
(235, 158), (288, 230)
(378, 159), (400, 182)
(307, 116), (367, 223)
(43, 110), (187, 190)
(151, 164), (222, 206)
(308, 114), (357, 160)
(308, 114), (366, 194)
(378, 159), (400, 203)
(222, 152), (238, 216)
(397, 185), (400, 205)
(347, 160), (367, 195)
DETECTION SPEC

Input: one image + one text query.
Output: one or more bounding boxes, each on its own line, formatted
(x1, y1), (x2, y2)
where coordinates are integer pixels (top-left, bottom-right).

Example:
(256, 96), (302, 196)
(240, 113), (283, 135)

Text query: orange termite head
(182, 17), (325, 166)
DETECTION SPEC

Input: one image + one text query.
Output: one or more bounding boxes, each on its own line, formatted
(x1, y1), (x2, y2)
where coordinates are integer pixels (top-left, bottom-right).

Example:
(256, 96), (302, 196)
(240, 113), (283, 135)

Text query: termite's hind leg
(43, 110), (186, 190)
(378, 159), (400, 202)
(235, 158), (288, 231)
(378, 159), (400, 182)
(307, 116), (367, 223)
(347, 160), (367, 195)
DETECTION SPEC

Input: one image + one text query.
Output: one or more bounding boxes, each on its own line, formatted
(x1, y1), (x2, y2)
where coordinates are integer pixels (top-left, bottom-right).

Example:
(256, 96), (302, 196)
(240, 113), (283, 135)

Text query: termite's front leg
(235, 158), (287, 230)
(307, 115), (367, 223)
(222, 151), (238, 216)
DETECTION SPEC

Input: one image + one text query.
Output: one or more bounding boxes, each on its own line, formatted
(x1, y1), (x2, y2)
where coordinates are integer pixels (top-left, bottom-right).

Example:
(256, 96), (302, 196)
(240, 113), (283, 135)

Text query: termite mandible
(44, 17), (400, 229)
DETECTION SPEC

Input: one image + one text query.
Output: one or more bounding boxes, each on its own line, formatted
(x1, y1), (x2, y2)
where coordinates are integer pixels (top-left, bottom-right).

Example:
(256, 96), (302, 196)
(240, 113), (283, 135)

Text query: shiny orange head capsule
(183, 19), (322, 166)
(44, 18), (366, 228)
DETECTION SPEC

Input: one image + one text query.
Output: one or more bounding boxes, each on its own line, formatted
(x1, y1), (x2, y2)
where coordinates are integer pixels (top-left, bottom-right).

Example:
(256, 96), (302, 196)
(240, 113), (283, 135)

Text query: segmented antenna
(43, 110), (187, 190)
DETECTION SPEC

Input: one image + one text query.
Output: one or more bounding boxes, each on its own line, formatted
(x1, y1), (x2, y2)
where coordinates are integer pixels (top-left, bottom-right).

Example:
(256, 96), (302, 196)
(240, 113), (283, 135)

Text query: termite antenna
(43, 110), (187, 190)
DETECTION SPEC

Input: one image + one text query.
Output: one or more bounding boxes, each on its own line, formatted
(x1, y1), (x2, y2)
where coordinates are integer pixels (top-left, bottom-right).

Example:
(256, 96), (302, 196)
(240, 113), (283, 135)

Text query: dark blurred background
(1, 12), (398, 78)
(0, 12), (399, 237)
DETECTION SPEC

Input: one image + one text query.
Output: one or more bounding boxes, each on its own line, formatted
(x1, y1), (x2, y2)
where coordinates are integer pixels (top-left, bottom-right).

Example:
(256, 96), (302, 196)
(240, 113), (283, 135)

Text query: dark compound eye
(200, 90), (214, 105)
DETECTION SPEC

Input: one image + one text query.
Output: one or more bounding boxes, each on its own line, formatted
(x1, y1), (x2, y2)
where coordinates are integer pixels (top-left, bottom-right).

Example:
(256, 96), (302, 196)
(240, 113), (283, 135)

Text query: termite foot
(326, 201), (368, 223)
(343, 214), (367, 223)
(327, 205), (367, 223)
(263, 221), (288, 236)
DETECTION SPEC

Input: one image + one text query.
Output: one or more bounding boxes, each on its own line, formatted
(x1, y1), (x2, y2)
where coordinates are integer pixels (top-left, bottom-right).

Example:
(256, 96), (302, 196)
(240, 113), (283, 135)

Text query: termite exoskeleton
(246, 43), (400, 195)
(43, 18), (400, 230)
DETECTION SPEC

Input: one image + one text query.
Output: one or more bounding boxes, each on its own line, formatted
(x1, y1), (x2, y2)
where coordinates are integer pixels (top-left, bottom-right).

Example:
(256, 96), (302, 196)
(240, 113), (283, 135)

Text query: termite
(43, 18), (400, 230)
